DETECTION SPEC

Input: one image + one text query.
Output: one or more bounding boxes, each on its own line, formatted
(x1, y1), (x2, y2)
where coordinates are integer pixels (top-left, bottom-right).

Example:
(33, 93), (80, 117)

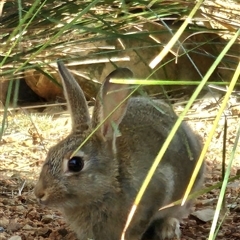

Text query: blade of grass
(110, 80), (234, 86)
(149, 0), (204, 69)
(159, 172), (240, 210)
(0, 79), (14, 141)
(208, 59), (240, 240)
(182, 28), (240, 205)
(13, 0), (101, 73)
(0, 0), (45, 67)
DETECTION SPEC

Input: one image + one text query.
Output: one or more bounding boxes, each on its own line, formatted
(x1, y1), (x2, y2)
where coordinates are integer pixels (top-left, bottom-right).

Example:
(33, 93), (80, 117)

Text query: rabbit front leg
(124, 205), (161, 240)
(159, 218), (181, 239)
(154, 217), (181, 240)
(124, 216), (181, 240)
(142, 203), (192, 240)
(143, 217), (181, 240)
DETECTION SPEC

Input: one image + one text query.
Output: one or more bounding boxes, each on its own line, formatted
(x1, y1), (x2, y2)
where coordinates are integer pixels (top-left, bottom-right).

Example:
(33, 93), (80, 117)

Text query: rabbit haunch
(34, 61), (204, 240)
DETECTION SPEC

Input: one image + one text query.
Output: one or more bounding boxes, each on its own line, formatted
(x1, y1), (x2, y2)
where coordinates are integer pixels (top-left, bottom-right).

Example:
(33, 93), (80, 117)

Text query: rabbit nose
(34, 181), (47, 203)
(34, 187), (43, 198)
(35, 189), (48, 205)
(36, 191), (45, 200)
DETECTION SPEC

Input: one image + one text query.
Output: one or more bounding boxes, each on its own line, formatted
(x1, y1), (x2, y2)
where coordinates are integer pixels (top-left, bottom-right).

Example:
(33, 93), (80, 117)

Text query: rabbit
(34, 61), (205, 240)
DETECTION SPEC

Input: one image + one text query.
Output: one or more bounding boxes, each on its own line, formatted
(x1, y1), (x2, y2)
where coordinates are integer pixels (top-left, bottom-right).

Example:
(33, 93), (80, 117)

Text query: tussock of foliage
(0, 0), (239, 76)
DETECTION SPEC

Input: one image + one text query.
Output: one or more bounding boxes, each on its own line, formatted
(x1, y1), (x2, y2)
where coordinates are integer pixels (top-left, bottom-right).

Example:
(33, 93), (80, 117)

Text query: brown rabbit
(34, 61), (205, 240)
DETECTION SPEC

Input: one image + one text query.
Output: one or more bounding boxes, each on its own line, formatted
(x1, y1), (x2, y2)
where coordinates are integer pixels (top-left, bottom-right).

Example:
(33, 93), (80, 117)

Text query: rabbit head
(34, 62), (134, 208)
(34, 61), (204, 240)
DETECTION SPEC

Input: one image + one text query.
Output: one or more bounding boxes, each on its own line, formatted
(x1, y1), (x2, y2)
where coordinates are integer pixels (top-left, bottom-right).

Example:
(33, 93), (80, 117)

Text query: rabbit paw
(159, 217), (181, 240)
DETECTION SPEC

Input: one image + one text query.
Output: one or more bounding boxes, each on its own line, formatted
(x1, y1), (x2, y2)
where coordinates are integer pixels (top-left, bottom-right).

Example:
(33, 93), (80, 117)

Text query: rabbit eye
(68, 156), (84, 172)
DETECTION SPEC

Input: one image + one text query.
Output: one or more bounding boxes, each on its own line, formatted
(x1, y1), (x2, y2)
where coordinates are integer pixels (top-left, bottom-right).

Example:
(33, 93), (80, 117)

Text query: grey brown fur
(34, 61), (205, 240)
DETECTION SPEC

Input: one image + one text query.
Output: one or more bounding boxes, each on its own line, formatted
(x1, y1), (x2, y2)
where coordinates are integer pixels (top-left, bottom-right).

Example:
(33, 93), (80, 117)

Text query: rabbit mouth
(37, 198), (48, 206)
(36, 192), (79, 209)
(36, 195), (53, 206)
(35, 191), (64, 208)
(37, 197), (64, 208)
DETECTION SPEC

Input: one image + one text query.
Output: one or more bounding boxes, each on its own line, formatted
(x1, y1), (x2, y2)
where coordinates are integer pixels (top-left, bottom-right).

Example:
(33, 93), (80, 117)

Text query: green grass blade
(208, 59), (240, 240)
(14, 0), (101, 73)
(0, 0), (44, 67)
(149, 0), (204, 69)
(182, 28), (240, 205)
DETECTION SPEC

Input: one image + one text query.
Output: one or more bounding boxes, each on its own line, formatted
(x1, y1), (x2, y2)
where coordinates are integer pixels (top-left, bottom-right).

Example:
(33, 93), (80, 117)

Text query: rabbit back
(113, 98), (204, 240)
(114, 96), (204, 223)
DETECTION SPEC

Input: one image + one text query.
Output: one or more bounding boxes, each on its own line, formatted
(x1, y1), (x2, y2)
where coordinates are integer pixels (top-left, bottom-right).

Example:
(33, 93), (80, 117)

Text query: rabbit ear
(93, 68), (133, 140)
(57, 61), (90, 132)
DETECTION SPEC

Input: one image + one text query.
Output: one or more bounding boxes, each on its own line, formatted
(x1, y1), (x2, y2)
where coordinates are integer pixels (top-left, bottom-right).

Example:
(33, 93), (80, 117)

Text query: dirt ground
(0, 94), (240, 240)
